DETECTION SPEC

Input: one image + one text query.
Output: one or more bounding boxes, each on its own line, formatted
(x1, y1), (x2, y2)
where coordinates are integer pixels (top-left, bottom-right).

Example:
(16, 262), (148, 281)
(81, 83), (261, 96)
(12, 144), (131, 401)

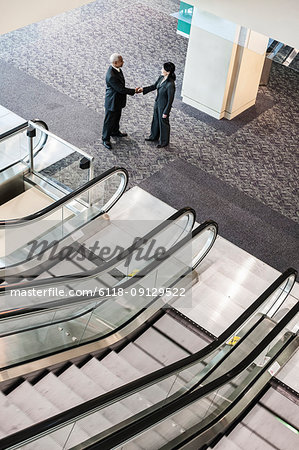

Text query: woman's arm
(142, 76), (162, 95)
(163, 82), (175, 116)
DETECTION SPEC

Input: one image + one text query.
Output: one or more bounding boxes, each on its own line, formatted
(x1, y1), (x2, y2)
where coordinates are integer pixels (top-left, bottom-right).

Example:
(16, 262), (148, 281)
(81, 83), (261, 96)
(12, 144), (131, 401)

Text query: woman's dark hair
(164, 62), (176, 81)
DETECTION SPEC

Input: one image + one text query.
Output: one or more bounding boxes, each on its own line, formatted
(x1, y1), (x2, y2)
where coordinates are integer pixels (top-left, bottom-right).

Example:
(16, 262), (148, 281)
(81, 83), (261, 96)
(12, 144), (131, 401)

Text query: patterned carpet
(0, 0), (298, 227)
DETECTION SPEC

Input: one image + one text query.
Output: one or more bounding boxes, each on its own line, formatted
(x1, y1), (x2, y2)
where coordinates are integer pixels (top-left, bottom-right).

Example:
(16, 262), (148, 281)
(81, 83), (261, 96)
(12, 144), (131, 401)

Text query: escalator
(105, 300), (297, 450)
(0, 269), (296, 449)
(0, 119), (130, 282)
(0, 210), (217, 380)
(1, 166), (128, 282)
(214, 385), (299, 449)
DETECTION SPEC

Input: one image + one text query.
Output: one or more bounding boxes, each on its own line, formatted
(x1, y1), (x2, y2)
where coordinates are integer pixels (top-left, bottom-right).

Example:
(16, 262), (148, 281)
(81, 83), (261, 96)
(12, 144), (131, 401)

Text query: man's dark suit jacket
(104, 66), (135, 111)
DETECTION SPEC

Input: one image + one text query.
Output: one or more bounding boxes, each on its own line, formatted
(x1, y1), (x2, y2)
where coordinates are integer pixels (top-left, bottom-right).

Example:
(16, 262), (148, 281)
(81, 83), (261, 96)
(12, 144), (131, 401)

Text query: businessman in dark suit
(102, 54), (138, 150)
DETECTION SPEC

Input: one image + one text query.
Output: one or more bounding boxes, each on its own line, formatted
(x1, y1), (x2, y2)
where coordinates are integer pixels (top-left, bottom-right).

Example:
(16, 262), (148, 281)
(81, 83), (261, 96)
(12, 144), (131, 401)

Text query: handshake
(135, 87), (143, 94)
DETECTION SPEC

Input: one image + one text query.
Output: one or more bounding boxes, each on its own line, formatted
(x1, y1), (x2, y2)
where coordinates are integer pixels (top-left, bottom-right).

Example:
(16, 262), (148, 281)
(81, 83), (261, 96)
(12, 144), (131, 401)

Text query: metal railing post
(88, 158), (95, 206)
(88, 157), (94, 182)
(79, 156), (94, 206)
(27, 125), (36, 172)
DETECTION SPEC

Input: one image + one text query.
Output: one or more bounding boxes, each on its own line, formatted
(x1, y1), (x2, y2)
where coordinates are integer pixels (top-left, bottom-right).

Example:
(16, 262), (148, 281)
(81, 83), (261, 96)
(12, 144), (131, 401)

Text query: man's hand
(162, 114), (167, 118)
(135, 87), (143, 93)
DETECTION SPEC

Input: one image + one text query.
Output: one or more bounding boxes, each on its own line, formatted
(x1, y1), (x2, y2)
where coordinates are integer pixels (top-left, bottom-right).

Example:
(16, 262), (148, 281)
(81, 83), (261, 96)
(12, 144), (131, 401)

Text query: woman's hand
(162, 114), (167, 118)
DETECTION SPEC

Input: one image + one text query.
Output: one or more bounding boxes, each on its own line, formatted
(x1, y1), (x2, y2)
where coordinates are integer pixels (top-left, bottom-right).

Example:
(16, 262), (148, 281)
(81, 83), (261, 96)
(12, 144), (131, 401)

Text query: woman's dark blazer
(143, 76), (175, 115)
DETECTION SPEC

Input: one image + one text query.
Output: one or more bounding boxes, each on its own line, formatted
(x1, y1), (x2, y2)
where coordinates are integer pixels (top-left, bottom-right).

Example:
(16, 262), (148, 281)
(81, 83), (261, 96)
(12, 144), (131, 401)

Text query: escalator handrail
(0, 268), (295, 448)
(0, 206), (196, 296)
(0, 219), (215, 370)
(0, 207), (196, 325)
(166, 335), (296, 449)
(19, 119), (49, 164)
(81, 302), (299, 450)
(0, 119), (48, 174)
(0, 122), (28, 141)
(0, 166), (128, 227)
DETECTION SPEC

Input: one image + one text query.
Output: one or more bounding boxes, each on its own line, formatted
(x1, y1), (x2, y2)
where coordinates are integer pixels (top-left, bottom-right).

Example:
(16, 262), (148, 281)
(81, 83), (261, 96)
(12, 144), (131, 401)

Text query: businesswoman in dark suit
(140, 62), (176, 148)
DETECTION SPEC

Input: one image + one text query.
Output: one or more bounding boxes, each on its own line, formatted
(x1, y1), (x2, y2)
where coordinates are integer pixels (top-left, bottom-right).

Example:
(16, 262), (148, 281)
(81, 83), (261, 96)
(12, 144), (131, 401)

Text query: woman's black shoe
(145, 137), (155, 141)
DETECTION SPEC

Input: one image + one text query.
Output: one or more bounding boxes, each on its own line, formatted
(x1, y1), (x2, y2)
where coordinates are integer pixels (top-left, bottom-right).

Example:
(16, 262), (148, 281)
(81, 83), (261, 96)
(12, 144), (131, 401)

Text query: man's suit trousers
(102, 109), (122, 142)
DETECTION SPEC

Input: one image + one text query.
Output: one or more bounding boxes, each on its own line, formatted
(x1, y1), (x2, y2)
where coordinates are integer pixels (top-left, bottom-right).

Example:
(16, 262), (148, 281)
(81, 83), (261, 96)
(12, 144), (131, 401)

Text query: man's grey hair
(110, 53), (122, 64)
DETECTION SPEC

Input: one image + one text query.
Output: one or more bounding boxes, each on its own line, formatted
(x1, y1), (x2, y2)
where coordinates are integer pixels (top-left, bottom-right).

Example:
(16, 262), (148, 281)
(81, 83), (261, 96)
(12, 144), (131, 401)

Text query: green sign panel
(177, 2), (194, 37)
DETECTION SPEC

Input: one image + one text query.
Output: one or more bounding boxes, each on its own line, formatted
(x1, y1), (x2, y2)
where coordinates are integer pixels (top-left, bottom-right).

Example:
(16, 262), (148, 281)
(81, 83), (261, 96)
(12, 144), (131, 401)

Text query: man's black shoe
(156, 144), (168, 148)
(111, 131), (128, 137)
(145, 137), (156, 141)
(102, 141), (112, 150)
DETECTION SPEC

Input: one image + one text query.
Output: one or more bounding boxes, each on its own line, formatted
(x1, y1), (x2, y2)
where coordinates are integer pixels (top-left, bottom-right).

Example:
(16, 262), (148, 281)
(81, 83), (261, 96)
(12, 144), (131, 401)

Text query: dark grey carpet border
(138, 158), (299, 273)
(0, 60), (101, 147)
